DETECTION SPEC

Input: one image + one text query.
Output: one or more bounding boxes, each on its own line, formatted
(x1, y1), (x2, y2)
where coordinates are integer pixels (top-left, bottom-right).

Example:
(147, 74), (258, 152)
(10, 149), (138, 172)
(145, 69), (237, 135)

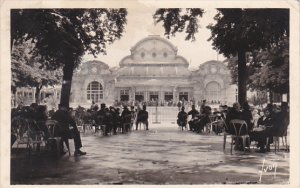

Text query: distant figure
(187, 105), (200, 131)
(177, 107), (188, 129)
(130, 106), (136, 129)
(177, 101), (182, 111)
(200, 100), (206, 114)
(90, 101), (96, 110)
(136, 105), (149, 130)
(121, 106), (131, 132)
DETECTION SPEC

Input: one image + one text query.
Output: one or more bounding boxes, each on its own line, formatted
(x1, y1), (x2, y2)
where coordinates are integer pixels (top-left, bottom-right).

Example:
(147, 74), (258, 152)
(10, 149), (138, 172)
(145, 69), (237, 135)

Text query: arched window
(206, 81), (221, 102)
(87, 81), (103, 103)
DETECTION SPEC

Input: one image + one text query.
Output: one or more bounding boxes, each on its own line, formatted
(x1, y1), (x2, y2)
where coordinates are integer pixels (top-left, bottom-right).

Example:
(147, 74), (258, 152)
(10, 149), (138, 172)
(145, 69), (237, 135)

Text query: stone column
(173, 87), (177, 102)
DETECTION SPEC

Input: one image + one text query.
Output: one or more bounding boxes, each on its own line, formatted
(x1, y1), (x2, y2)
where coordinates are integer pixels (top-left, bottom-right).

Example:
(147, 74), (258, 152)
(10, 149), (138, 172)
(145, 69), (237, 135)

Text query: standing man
(136, 105), (149, 130)
(121, 106), (131, 133)
(52, 104), (87, 156)
(177, 107), (188, 130)
(187, 105), (200, 131)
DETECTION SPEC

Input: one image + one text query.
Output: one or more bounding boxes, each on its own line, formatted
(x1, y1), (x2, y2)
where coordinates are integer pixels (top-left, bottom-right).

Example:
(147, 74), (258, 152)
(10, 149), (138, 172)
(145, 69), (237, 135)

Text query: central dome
(119, 35), (189, 68)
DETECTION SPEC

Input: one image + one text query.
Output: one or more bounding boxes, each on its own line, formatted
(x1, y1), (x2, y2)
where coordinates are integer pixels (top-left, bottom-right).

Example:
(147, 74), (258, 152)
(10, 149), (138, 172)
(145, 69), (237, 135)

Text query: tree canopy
(11, 42), (63, 103)
(249, 36), (289, 94)
(226, 35), (289, 94)
(207, 9), (289, 58)
(154, 8), (289, 105)
(11, 9), (127, 107)
(153, 8), (204, 41)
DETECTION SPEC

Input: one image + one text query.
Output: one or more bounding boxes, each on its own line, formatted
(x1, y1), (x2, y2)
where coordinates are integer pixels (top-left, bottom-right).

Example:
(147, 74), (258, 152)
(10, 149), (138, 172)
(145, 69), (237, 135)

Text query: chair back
(123, 114), (132, 125)
(11, 117), (29, 138)
(45, 120), (58, 137)
(229, 119), (248, 136)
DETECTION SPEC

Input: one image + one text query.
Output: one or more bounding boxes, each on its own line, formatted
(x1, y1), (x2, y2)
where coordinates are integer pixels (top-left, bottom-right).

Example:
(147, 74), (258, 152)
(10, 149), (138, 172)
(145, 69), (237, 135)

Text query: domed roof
(130, 35), (178, 54)
(195, 60), (231, 75)
(75, 60), (111, 75)
(119, 35), (189, 67)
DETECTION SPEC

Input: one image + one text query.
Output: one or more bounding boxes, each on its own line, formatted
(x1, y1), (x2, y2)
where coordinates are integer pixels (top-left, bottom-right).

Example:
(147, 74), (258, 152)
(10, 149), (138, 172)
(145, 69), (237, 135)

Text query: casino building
(70, 35), (235, 107)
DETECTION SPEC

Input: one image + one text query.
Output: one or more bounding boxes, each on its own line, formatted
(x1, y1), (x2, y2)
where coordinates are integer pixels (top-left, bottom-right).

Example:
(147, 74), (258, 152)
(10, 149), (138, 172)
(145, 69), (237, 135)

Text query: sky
(83, 5), (225, 70)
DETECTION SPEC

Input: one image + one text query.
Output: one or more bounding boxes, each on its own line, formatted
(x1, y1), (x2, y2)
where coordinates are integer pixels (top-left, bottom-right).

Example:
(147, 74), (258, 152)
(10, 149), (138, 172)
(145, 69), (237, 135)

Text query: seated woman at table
(250, 109), (274, 152)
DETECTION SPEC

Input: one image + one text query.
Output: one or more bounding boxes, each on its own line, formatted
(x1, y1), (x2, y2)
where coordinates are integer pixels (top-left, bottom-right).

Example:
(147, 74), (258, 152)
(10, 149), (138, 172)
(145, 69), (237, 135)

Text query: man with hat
(52, 104), (86, 156)
(177, 106), (188, 130)
(96, 103), (111, 135)
(136, 104), (149, 130)
(187, 105), (199, 131)
(121, 106), (132, 133)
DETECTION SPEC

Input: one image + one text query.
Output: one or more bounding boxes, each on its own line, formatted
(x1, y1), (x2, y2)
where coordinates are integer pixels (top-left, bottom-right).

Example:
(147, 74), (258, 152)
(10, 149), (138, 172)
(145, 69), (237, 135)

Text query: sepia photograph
(1, 0), (300, 186)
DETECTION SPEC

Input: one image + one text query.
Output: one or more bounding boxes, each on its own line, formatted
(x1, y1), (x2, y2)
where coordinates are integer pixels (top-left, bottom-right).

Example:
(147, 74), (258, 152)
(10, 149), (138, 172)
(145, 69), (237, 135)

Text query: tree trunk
(59, 61), (75, 108)
(237, 50), (247, 105)
(269, 90), (273, 104)
(12, 87), (17, 108)
(35, 85), (42, 104)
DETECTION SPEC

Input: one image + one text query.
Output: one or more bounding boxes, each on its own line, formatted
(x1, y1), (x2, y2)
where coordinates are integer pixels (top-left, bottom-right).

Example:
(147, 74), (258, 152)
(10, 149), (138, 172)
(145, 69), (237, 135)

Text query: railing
(147, 106), (190, 124)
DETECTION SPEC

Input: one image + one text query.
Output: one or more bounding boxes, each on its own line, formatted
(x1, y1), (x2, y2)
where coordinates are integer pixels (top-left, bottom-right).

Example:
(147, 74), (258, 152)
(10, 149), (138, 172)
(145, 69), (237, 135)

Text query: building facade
(70, 35), (234, 107)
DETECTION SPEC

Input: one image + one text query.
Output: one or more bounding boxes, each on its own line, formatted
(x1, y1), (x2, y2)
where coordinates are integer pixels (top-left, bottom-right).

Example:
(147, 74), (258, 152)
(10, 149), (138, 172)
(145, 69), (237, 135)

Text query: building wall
(70, 36), (236, 107)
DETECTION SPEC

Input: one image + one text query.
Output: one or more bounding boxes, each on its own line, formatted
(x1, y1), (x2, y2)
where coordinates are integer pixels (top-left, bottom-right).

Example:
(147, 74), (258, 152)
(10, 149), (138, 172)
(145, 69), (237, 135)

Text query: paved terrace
(11, 123), (289, 185)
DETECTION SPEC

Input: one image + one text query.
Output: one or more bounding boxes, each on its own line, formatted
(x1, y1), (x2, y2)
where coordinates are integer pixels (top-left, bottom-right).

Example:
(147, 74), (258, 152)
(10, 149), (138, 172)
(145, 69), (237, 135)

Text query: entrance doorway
(135, 91), (144, 101)
(179, 92), (188, 101)
(120, 90), (129, 101)
(164, 92), (173, 101)
(149, 91), (159, 101)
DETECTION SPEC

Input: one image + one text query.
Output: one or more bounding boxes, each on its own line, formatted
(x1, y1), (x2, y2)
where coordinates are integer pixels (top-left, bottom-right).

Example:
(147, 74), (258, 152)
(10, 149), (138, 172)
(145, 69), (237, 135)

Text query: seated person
(250, 108), (274, 152)
(96, 103), (112, 135)
(225, 102), (242, 134)
(136, 105), (149, 130)
(187, 105), (199, 131)
(212, 113), (225, 134)
(52, 104), (86, 156)
(177, 107), (188, 128)
(194, 106), (212, 133)
(240, 101), (254, 131)
(121, 106), (132, 133)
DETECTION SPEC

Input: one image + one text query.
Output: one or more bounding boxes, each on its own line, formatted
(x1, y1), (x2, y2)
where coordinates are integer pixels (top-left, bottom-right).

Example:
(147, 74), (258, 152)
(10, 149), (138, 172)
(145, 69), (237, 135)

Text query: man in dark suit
(177, 107), (188, 129)
(52, 104), (86, 156)
(136, 105), (149, 130)
(187, 105), (199, 131)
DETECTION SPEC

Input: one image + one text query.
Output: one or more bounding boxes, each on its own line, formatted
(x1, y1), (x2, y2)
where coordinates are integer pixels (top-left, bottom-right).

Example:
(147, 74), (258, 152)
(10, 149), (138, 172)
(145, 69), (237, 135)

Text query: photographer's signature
(258, 158), (278, 183)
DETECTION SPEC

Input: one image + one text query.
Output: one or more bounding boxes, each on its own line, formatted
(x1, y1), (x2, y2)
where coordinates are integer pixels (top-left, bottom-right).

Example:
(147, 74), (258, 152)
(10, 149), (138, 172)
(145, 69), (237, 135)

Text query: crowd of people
(12, 103), (87, 156)
(86, 102), (149, 135)
(11, 99), (289, 156)
(11, 101), (153, 156)
(177, 100), (289, 153)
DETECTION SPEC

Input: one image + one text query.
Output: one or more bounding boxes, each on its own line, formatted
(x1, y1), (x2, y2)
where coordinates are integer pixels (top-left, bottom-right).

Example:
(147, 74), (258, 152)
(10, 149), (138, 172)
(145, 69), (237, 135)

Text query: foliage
(207, 9), (289, 58)
(153, 8), (204, 41)
(11, 9), (128, 107)
(208, 9), (289, 104)
(225, 36), (289, 94)
(11, 42), (62, 92)
(153, 8), (289, 104)
(249, 37), (289, 94)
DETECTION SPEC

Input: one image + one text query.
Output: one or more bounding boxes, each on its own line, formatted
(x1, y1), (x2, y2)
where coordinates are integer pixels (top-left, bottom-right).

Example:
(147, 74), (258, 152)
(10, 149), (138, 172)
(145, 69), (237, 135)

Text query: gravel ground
(11, 123), (290, 185)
